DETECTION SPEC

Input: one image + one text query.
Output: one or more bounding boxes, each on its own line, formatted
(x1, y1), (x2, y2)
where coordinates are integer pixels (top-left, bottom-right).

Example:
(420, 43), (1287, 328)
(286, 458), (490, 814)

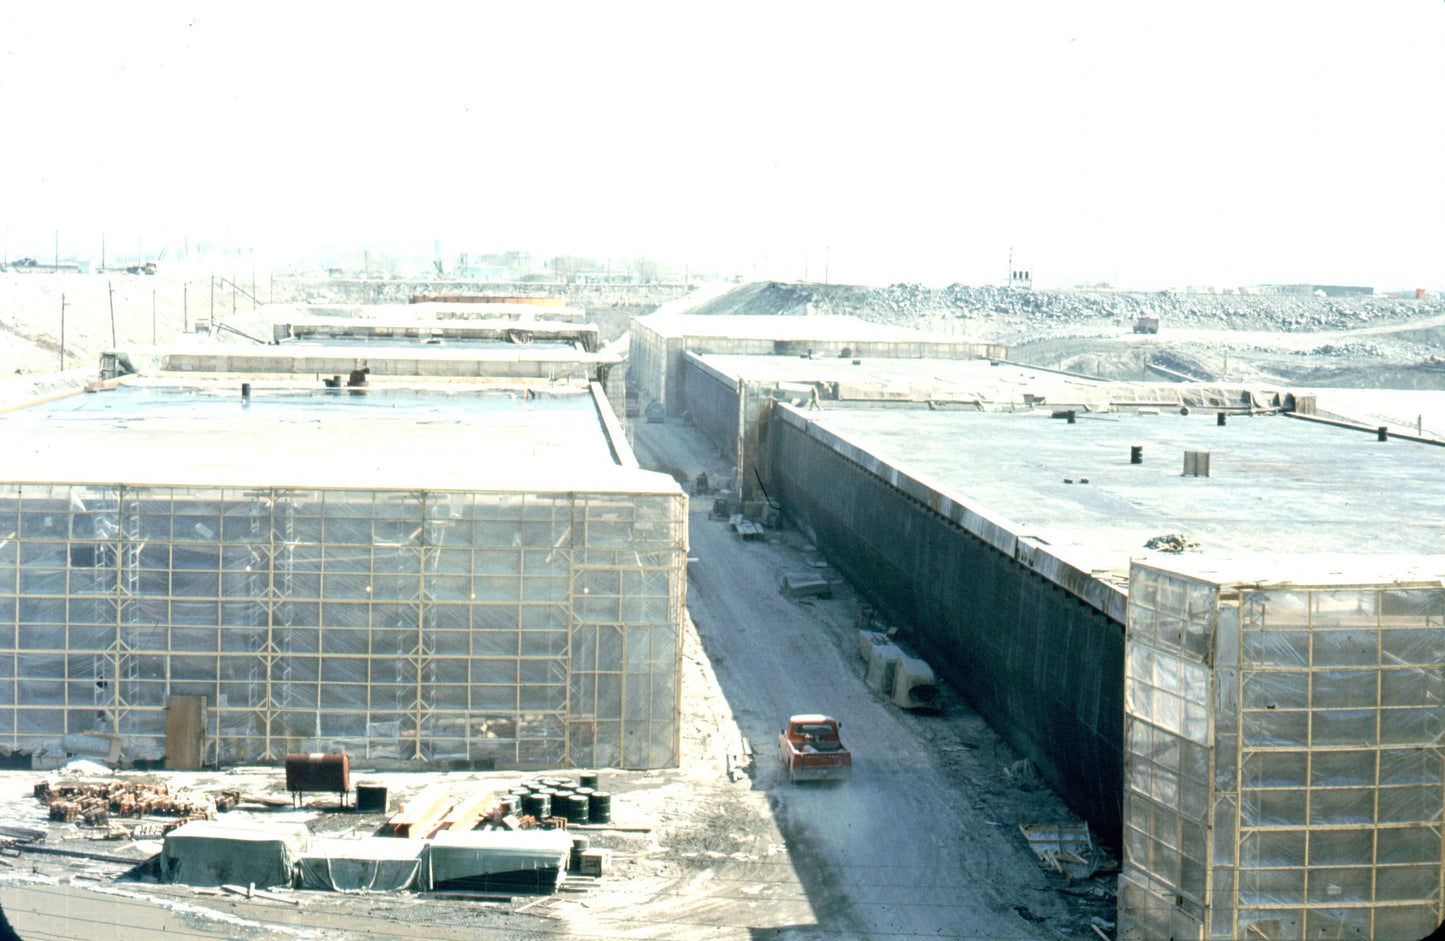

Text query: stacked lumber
(387, 785), (503, 839)
(387, 784), (457, 838)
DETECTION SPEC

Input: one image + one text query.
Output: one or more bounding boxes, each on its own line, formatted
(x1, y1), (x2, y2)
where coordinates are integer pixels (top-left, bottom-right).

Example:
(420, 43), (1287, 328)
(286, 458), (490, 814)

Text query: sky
(2, 2), (1442, 289)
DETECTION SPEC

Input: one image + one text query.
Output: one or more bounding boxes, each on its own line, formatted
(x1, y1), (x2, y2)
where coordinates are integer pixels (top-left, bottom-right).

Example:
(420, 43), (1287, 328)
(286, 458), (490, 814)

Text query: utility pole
(59, 294), (67, 370)
(108, 281), (116, 347)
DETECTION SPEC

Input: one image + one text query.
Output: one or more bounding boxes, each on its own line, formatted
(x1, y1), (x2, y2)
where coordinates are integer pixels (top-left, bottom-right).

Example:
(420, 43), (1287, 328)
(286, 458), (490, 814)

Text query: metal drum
(522, 791), (551, 820)
(587, 790), (612, 824)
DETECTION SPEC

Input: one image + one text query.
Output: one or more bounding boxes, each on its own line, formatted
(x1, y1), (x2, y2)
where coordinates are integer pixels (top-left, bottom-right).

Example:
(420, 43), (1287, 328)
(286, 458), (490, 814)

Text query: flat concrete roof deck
(638, 312), (970, 343)
(0, 381), (668, 493)
(698, 352), (1050, 384)
(792, 405), (1445, 585)
(153, 340), (616, 362)
(693, 353), (1277, 408)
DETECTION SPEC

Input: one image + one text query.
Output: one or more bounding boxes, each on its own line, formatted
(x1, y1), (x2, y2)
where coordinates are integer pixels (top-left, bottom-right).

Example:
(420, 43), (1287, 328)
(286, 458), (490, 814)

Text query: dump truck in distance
(778, 714), (851, 783)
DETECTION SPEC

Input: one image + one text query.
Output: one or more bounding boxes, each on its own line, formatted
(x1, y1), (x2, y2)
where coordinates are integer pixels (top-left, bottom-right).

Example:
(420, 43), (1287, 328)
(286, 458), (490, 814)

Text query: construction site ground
(0, 415), (1113, 941)
(5, 276), (1440, 939)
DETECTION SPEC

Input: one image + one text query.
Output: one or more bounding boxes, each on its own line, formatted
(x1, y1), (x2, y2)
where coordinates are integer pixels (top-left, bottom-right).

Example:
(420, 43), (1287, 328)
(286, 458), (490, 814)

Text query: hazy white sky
(2, 2), (1442, 288)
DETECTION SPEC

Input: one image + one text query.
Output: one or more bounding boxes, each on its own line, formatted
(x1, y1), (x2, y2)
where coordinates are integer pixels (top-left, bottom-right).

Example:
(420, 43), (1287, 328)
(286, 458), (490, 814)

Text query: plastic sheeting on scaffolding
(424, 829), (572, 893)
(160, 820), (311, 888)
(298, 838), (426, 893)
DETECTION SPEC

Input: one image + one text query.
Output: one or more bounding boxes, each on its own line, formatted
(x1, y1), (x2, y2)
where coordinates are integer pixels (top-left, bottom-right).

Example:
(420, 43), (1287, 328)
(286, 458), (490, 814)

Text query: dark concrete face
(765, 417), (1126, 844)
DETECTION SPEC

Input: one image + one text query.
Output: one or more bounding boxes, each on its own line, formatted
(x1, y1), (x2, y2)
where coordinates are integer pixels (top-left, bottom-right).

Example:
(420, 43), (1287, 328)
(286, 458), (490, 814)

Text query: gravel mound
(696, 282), (1444, 339)
(690, 282), (1445, 388)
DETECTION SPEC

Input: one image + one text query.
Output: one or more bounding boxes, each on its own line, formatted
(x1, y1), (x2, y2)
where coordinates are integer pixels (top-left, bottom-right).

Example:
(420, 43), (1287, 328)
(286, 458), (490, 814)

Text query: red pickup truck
(778, 714), (851, 783)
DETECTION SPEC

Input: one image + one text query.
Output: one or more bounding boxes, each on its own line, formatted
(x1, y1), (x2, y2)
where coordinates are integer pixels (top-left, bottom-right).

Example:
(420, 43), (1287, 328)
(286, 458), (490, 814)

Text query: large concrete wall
(682, 356), (741, 465)
(762, 410), (1125, 843)
(632, 315), (1001, 420)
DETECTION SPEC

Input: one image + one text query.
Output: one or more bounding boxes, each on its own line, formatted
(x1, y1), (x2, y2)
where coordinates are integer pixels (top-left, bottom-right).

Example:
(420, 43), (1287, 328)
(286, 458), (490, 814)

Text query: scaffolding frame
(1120, 564), (1445, 940)
(0, 482), (685, 770)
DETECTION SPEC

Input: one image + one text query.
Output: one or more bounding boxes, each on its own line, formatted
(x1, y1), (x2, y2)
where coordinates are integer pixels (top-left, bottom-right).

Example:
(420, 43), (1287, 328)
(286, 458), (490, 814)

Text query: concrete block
(893, 657), (940, 710)
(858, 630), (891, 663)
(866, 643), (904, 694)
(779, 572), (831, 599)
(579, 848), (611, 876)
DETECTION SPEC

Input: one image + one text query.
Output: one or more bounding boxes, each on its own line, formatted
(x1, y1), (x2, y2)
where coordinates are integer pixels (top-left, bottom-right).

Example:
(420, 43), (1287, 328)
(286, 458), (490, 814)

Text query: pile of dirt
(690, 281), (1445, 389)
(696, 281), (1443, 338)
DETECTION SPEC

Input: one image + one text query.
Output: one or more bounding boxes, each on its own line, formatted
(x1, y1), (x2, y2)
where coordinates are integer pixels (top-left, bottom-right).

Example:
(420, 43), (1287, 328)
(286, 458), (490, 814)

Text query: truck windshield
(798, 725), (835, 738)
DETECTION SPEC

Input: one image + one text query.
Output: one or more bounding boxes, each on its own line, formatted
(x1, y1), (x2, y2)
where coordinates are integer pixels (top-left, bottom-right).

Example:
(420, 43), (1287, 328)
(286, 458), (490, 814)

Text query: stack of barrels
(509, 772), (612, 826)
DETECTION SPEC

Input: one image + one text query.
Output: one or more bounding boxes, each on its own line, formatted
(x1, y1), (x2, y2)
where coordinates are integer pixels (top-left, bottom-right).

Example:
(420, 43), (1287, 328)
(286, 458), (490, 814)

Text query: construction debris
(729, 514), (764, 540)
(779, 571), (832, 599)
(222, 883), (301, 905)
(1002, 759), (1043, 790)
(1018, 823), (1109, 881)
(726, 738), (754, 782)
(34, 780), (239, 825)
(1143, 533), (1198, 553)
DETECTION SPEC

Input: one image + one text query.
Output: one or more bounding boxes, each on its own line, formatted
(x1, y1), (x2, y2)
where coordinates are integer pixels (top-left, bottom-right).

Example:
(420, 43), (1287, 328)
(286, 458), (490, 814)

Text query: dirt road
(625, 420), (1113, 940)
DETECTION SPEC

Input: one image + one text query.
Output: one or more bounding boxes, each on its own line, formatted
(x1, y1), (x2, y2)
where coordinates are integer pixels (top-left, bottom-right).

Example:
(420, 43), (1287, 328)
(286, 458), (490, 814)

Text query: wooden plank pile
(387, 784), (503, 839)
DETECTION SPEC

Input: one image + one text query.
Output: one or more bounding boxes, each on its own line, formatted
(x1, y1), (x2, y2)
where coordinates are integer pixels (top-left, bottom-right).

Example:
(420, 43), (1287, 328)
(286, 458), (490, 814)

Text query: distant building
(576, 272), (639, 285)
(1257, 284), (1375, 297)
(453, 265), (510, 282)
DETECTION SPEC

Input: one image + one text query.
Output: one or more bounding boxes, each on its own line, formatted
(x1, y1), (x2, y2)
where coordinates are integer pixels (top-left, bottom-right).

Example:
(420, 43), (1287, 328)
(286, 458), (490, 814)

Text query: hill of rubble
(690, 282), (1445, 388)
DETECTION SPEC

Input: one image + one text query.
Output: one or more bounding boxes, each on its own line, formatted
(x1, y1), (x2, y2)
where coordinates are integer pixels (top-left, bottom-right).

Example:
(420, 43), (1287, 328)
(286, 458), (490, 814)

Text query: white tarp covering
(298, 838), (426, 893)
(160, 820), (310, 888)
(424, 829), (572, 892)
